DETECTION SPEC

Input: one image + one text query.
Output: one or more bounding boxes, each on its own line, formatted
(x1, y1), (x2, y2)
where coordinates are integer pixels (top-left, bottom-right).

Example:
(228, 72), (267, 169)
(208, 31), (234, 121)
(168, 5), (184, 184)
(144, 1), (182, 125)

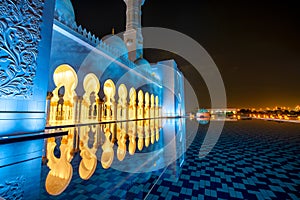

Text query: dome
(55, 0), (76, 25)
(101, 35), (128, 58)
(135, 57), (150, 66)
(134, 58), (153, 73)
(198, 108), (209, 113)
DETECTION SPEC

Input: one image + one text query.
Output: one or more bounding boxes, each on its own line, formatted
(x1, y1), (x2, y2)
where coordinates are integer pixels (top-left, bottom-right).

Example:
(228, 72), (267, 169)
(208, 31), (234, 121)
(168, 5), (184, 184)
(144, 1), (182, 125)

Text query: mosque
(0, 0), (185, 136)
(0, 0), (186, 198)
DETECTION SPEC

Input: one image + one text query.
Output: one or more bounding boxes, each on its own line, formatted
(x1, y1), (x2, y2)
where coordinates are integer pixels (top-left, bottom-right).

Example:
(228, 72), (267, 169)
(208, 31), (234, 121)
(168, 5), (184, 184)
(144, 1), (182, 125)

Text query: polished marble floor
(37, 119), (300, 200)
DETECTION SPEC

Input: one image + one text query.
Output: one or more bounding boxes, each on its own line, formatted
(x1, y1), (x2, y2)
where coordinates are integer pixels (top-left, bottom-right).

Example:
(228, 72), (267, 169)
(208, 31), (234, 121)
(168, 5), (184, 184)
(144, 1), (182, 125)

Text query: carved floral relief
(0, 0), (44, 97)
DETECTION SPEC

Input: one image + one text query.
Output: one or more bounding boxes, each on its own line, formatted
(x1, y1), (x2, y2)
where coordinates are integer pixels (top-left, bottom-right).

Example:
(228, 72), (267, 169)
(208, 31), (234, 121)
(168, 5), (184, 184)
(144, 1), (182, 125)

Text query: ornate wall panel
(0, 0), (44, 97)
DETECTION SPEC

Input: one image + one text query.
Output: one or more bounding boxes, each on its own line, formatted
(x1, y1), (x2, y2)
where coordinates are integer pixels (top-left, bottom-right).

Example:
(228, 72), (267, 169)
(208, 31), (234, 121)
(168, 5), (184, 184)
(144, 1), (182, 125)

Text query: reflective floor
(1, 118), (299, 199)
(37, 119), (300, 200)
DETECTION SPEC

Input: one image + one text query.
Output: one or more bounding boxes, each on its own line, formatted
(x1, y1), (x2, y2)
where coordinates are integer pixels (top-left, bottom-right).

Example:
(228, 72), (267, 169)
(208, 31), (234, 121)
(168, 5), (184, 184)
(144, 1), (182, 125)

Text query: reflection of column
(150, 119), (155, 144)
(128, 121), (136, 155)
(74, 127), (80, 153)
(137, 120), (144, 151)
(116, 122), (122, 142)
(117, 122), (127, 161)
(101, 124), (114, 169)
(144, 120), (150, 147)
(155, 118), (160, 142)
(97, 99), (103, 122)
(110, 123), (116, 143)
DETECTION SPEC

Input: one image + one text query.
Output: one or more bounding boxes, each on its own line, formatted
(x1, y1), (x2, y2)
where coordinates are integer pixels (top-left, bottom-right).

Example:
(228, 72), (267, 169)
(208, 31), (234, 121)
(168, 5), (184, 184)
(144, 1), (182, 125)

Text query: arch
(82, 73), (100, 121)
(150, 94), (155, 118)
(103, 79), (116, 99)
(137, 90), (144, 119)
(49, 64), (78, 124)
(128, 87), (137, 120)
(118, 84), (128, 102)
(103, 79), (116, 120)
(144, 92), (150, 118)
(117, 84), (128, 121)
(83, 73), (100, 93)
(53, 64), (78, 92)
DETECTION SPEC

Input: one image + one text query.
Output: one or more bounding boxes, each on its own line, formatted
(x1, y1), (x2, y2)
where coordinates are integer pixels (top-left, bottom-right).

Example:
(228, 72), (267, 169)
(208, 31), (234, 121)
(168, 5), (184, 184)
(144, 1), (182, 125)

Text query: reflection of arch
(82, 73), (100, 122)
(45, 133), (74, 196)
(103, 79), (116, 120)
(101, 124), (114, 169)
(128, 121), (136, 155)
(78, 125), (98, 180)
(137, 120), (144, 151)
(150, 119), (155, 144)
(144, 120), (150, 147)
(49, 64), (78, 124)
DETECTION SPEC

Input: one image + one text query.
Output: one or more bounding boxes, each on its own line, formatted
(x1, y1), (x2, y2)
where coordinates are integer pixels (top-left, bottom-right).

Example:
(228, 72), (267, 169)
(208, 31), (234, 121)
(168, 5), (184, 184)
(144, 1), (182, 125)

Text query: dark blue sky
(71, 0), (300, 109)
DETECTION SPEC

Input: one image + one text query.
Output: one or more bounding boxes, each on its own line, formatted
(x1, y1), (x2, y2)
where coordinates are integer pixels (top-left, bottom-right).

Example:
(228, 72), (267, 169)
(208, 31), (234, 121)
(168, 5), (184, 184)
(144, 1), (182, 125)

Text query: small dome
(198, 108), (209, 113)
(55, 0), (76, 25)
(134, 58), (153, 73)
(101, 35), (128, 58)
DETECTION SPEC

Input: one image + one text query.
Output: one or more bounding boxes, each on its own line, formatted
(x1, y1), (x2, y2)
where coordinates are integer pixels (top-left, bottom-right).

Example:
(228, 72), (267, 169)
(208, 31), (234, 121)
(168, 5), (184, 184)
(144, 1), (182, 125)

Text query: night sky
(71, 0), (300, 109)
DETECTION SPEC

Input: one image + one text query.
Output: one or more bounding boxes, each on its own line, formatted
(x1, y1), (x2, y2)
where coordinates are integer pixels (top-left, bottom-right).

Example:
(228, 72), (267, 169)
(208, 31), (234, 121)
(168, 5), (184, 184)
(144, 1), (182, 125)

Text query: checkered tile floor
(40, 119), (300, 199)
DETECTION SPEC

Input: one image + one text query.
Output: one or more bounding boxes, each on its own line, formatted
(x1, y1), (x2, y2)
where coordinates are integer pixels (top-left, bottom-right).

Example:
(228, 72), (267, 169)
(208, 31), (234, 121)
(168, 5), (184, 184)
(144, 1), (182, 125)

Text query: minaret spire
(123, 0), (145, 61)
(112, 27), (115, 35)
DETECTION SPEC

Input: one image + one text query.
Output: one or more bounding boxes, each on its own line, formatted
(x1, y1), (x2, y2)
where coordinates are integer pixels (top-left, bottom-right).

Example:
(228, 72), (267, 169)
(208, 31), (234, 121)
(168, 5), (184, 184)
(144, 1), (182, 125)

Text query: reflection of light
(45, 137), (74, 196)
(138, 138), (144, 151)
(101, 129), (114, 169)
(196, 117), (209, 125)
(179, 159), (184, 167)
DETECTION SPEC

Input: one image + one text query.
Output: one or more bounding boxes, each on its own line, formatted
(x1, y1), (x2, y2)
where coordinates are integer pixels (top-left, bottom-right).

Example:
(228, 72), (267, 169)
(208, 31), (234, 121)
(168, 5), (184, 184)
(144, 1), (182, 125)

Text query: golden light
(284, 116), (289, 120)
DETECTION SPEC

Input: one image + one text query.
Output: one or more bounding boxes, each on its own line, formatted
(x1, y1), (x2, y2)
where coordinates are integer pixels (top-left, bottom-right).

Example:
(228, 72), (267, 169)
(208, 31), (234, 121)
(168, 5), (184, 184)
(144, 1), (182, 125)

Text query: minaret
(123, 0), (145, 61)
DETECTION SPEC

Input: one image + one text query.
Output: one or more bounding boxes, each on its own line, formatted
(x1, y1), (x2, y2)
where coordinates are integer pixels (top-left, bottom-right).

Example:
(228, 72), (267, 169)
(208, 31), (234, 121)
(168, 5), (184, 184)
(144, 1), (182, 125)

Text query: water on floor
(1, 118), (299, 199)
